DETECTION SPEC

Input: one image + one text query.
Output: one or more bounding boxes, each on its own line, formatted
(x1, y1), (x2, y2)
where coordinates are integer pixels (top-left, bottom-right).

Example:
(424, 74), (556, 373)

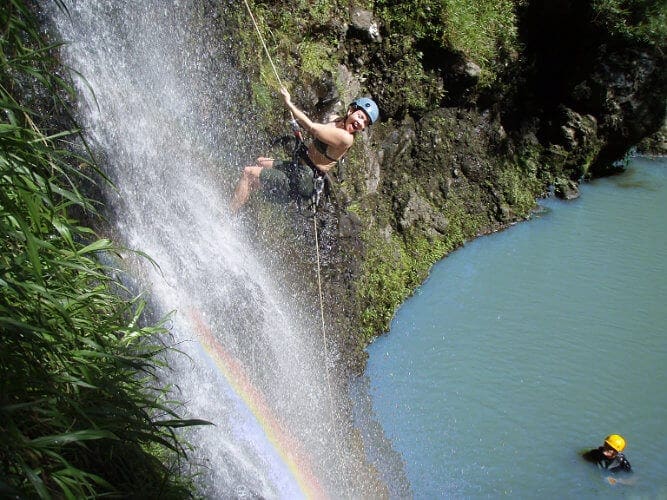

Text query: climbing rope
(242, 0), (342, 464)
(313, 204), (331, 376)
(242, 0), (282, 86)
(241, 0), (296, 122)
(310, 203), (345, 472)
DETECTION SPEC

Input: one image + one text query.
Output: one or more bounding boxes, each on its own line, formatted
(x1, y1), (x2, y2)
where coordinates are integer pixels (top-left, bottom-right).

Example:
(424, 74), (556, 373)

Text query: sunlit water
(364, 157), (667, 498)
(44, 1), (370, 496)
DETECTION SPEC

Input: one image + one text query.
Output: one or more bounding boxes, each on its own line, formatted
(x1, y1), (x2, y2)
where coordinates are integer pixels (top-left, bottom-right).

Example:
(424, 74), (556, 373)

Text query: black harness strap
(295, 141), (320, 175)
(294, 140), (328, 208)
(312, 137), (339, 162)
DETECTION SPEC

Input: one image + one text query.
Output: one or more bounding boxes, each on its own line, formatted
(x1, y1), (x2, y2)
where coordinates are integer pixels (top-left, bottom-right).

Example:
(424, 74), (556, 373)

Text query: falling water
(43, 1), (369, 496)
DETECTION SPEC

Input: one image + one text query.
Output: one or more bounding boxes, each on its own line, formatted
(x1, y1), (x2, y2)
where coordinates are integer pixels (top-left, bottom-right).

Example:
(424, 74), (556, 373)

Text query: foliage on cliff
(591, 0), (666, 46)
(0, 2), (204, 497)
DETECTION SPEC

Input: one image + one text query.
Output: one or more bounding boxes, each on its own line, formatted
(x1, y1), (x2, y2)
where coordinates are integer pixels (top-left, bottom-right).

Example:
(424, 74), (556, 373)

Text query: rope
(242, 0), (282, 86)
(242, 0), (343, 469)
(313, 210), (330, 370)
(310, 193), (329, 368)
(312, 206), (344, 466)
(241, 0), (296, 121)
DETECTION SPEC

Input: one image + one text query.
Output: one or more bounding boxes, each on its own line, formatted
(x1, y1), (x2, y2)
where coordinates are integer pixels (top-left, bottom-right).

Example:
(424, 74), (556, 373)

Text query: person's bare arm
(281, 87), (352, 149)
(607, 476), (637, 486)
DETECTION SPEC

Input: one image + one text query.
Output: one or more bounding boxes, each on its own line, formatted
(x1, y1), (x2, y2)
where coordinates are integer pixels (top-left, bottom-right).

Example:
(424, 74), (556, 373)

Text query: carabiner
(313, 176), (325, 207)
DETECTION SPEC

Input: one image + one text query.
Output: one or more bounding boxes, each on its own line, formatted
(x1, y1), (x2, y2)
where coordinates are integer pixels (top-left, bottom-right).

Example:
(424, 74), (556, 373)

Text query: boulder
(348, 8), (382, 43)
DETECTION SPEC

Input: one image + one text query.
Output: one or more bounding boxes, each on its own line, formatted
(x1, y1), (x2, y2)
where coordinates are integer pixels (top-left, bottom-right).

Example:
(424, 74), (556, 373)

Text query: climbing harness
(292, 136), (330, 213)
(269, 124), (331, 215)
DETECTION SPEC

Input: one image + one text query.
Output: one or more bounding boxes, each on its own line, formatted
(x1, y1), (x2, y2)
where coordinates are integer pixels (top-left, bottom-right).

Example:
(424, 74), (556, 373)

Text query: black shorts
(259, 160), (314, 202)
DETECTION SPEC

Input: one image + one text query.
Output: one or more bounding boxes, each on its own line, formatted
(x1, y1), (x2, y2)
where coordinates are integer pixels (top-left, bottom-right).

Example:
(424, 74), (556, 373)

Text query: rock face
(638, 118), (667, 155)
(348, 8), (382, 43)
(227, 1), (667, 372)
(514, 0), (666, 177)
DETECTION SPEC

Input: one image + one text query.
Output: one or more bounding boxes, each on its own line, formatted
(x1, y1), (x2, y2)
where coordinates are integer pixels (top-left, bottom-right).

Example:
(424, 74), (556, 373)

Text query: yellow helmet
(604, 434), (626, 452)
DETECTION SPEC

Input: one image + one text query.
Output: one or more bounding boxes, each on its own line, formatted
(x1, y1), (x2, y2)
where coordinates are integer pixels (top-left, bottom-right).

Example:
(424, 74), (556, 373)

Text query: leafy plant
(0, 1), (206, 497)
(591, 0), (667, 46)
(376, 0), (524, 85)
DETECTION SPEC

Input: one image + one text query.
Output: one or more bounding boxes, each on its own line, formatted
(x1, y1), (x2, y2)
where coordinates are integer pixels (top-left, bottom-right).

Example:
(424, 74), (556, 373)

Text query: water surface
(366, 157), (667, 498)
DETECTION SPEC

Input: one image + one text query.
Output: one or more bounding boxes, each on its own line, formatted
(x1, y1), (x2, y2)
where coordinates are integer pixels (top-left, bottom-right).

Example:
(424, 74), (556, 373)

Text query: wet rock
(337, 64), (362, 104)
(399, 192), (448, 235)
(637, 118), (667, 155)
(582, 49), (666, 173)
(554, 178), (580, 200)
(441, 55), (483, 105)
(379, 121), (416, 169)
(559, 107), (599, 151)
(348, 8), (382, 43)
(450, 58), (481, 89)
(339, 210), (362, 238)
(498, 202), (512, 221)
(459, 156), (488, 183)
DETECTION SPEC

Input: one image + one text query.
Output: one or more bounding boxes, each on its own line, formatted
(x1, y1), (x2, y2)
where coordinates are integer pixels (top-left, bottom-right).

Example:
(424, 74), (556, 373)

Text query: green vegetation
(1, 2), (204, 497)
(497, 166), (541, 215)
(379, 34), (445, 114)
(591, 0), (667, 46)
(298, 39), (336, 80)
(231, 0), (351, 131)
(357, 232), (413, 343)
(356, 227), (457, 343)
(376, 0), (524, 85)
(355, 186), (489, 342)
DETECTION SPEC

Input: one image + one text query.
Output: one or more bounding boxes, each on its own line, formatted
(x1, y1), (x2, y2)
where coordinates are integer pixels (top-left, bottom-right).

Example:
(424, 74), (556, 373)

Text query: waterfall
(44, 1), (366, 497)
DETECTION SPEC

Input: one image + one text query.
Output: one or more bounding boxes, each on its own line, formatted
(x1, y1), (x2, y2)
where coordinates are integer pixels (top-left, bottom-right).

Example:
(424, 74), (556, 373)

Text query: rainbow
(188, 308), (328, 499)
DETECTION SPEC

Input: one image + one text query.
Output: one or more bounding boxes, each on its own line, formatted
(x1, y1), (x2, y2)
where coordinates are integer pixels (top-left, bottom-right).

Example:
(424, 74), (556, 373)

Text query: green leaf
(156, 418), (215, 428)
(30, 429), (119, 448)
(21, 461), (49, 499)
(77, 238), (113, 255)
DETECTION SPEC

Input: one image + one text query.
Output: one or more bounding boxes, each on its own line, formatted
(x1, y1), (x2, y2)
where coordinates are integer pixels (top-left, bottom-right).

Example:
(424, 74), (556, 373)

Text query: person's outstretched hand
(280, 86), (291, 106)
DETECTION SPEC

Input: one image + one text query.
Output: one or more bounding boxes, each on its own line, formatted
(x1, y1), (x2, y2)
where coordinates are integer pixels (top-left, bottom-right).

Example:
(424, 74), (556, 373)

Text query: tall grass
(376, 0), (524, 85)
(591, 0), (667, 46)
(1, 1), (206, 497)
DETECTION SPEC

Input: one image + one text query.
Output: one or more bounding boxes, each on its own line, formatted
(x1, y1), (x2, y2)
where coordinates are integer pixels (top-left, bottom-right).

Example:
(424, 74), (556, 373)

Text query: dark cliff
(224, 0), (666, 372)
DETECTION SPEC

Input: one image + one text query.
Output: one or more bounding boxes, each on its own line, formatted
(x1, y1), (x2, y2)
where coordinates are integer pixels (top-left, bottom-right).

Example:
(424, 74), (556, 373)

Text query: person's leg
(230, 158), (274, 213)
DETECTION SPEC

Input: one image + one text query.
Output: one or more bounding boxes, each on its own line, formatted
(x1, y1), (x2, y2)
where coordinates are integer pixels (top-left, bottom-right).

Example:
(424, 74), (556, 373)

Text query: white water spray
(44, 1), (366, 496)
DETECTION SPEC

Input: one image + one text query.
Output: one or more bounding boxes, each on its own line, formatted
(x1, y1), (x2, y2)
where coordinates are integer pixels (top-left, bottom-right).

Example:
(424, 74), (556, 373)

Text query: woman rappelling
(230, 87), (379, 213)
